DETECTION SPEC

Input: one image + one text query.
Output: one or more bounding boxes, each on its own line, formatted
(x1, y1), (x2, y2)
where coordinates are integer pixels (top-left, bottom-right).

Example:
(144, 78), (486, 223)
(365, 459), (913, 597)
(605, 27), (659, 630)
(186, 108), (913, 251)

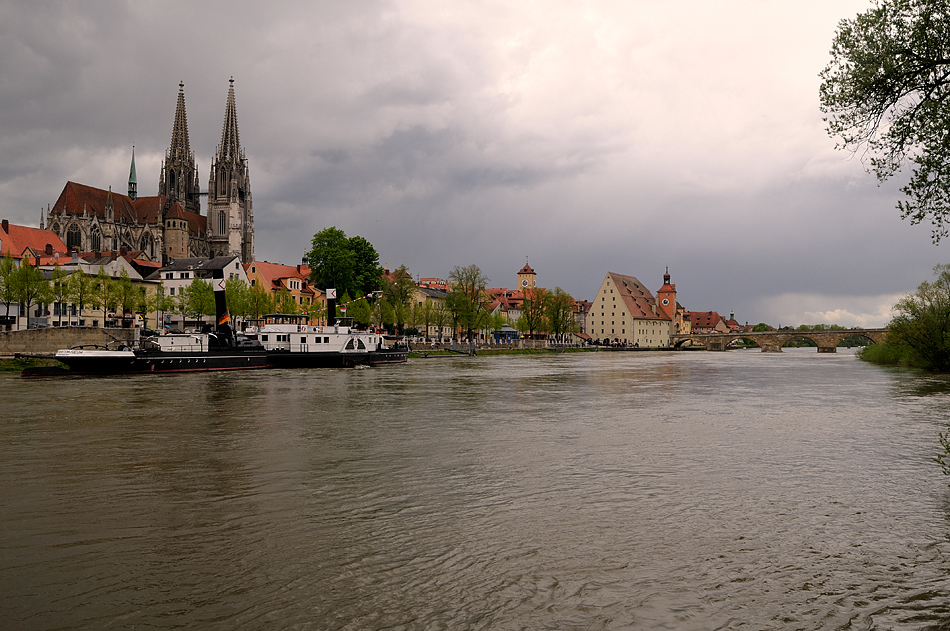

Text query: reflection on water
(2, 349), (950, 630)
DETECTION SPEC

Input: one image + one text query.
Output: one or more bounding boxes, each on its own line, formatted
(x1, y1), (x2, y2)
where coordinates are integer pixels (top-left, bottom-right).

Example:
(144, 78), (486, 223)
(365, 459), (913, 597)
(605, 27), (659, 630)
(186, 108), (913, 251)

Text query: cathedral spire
(159, 82), (200, 213)
(128, 145), (137, 200)
(218, 77), (241, 163)
(169, 82), (192, 162)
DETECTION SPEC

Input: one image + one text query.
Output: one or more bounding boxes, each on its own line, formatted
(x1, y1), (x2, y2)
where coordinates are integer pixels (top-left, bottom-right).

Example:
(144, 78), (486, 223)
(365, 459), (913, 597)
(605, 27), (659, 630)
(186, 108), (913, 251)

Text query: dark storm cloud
(0, 0), (940, 325)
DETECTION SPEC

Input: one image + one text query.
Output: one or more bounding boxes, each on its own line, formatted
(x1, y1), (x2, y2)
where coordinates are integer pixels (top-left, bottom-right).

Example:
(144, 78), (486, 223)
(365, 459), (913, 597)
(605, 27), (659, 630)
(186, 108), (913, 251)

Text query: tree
(820, 0), (950, 242)
(276, 289), (298, 314)
(115, 269), (140, 325)
(306, 227), (382, 299)
(225, 277), (250, 325)
(14, 257), (49, 328)
(752, 322), (772, 332)
(48, 265), (71, 326)
(546, 287), (577, 342)
(448, 265), (490, 341)
(68, 269), (97, 325)
(0, 254), (19, 328)
(348, 235), (382, 298)
(181, 279), (215, 326)
(431, 299), (450, 341)
(519, 286), (548, 338)
(414, 298), (435, 340)
(246, 283), (275, 320)
(382, 265), (415, 334)
(884, 263), (950, 370)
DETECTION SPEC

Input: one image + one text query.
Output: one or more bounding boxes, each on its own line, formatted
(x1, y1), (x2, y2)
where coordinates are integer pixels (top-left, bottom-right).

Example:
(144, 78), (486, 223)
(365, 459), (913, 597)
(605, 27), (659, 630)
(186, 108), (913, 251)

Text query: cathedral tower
(158, 82), (200, 214)
(207, 78), (254, 262)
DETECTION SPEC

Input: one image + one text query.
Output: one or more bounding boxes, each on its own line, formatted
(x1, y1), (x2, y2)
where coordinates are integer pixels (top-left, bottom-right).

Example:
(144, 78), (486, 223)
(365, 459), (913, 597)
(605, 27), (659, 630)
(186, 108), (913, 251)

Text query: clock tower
(656, 267), (677, 320)
(517, 261), (536, 290)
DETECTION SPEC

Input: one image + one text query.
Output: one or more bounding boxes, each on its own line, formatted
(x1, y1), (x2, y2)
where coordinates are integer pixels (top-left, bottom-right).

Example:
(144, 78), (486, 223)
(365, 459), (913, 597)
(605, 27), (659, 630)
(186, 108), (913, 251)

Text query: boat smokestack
(211, 265), (233, 344)
(326, 283), (337, 327)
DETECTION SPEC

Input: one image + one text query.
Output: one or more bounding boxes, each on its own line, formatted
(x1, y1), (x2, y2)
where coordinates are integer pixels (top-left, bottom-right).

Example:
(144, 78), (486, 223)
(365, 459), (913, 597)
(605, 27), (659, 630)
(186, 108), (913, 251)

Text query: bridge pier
(817, 346), (837, 353)
(760, 343), (782, 353)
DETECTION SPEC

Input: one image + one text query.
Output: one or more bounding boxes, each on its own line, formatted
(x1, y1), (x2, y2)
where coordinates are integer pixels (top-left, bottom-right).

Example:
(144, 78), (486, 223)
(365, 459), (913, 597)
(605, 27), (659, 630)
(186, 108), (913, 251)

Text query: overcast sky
(0, 0), (941, 327)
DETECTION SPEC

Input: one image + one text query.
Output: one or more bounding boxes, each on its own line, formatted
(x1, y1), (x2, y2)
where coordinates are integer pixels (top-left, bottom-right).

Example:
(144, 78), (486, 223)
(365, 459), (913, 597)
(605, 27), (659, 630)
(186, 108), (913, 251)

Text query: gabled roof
(50, 182), (207, 234)
(145, 256), (240, 280)
(607, 272), (667, 321)
(519, 263), (535, 274)
(0, 221), (67, 259)
(685, 311), (726, 329)
(249, 260), (315, 295)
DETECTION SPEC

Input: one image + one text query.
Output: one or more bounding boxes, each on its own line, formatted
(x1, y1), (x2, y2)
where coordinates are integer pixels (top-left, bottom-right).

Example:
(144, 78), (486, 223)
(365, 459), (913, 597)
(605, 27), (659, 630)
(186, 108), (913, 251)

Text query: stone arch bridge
(672, 329), (888, 353)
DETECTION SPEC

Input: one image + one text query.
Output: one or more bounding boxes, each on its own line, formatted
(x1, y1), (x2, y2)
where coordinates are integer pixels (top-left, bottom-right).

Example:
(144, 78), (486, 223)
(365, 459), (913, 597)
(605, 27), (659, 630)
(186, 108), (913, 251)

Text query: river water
(2, 349), (950, 630)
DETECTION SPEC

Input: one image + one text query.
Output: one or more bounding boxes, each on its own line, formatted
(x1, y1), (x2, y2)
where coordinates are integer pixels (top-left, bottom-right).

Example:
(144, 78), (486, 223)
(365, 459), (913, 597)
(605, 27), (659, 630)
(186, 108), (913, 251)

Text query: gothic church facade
(45, 80), (254, 264)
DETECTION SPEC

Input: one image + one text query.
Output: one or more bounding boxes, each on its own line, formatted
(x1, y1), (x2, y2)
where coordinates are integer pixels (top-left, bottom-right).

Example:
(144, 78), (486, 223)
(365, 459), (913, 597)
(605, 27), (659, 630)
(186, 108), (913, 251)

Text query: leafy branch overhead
(820, 0), (950, 242)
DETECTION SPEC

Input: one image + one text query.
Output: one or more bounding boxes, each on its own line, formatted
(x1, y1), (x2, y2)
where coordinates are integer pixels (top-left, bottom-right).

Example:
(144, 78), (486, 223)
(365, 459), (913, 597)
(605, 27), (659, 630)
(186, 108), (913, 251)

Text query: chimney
(1, 219), (8, 233)
(120, 245), (128, 256)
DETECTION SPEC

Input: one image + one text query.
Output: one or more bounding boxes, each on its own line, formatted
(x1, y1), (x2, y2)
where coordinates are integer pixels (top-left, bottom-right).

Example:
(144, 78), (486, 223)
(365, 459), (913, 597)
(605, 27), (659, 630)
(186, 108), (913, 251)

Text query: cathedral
(45, 79), (254, 264)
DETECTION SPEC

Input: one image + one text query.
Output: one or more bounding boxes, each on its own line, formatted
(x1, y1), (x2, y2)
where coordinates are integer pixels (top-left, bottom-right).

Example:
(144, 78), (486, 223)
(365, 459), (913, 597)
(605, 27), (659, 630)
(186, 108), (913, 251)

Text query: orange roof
(251, 260), (316, 295)
(50, 181), (206, 234)
(519, 263), (535, 274)
(607, 272), (667, 321)
(0, 220), (67, 259)
(685, 311), (725, 329)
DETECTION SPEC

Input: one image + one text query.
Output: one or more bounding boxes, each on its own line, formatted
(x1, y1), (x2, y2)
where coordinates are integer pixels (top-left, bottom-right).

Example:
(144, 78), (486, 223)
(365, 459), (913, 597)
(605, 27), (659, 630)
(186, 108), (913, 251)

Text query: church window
(219, 211), (226, 235)
(90, 226), (101, 251)
(66, 224), (82, 251)
(141, 232), (153, 258)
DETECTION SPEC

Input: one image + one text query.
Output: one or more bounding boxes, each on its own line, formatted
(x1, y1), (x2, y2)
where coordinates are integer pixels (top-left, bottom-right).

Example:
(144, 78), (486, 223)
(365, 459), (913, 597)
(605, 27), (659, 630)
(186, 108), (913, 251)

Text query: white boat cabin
(244, 314), (386, 354)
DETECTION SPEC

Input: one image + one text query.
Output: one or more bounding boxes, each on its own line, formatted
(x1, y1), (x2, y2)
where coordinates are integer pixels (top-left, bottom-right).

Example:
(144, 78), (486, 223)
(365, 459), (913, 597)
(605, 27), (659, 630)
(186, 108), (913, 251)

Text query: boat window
(300, 337), (307, 344)
(324, 337), (329, 343)
(261, 335), (268, 342)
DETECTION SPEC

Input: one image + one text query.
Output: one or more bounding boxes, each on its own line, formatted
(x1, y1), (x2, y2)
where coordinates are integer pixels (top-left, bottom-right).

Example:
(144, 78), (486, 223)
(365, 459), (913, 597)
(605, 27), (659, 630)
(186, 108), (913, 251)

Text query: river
(2, 349), (949, 630)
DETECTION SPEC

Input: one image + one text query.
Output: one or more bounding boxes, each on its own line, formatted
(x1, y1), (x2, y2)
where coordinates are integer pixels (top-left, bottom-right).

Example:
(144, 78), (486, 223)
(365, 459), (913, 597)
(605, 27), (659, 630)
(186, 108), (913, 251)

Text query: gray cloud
(0, 0), (940, 326)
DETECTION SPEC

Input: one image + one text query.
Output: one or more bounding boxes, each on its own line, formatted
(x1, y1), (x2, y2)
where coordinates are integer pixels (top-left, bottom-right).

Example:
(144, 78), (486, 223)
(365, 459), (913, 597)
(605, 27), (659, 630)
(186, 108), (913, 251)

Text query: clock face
(661, 298), (669, 306)
(521, 279), (528, 287)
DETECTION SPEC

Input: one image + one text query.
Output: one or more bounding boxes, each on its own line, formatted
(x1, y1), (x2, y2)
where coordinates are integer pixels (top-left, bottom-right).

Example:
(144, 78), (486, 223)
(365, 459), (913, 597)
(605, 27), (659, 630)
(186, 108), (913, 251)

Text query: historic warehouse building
(43, 79), (254, 264)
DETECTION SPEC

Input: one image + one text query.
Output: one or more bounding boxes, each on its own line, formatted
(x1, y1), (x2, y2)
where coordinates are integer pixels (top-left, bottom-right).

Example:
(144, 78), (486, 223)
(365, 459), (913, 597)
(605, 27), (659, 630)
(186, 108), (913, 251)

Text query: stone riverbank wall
(0, 327), (137, 356)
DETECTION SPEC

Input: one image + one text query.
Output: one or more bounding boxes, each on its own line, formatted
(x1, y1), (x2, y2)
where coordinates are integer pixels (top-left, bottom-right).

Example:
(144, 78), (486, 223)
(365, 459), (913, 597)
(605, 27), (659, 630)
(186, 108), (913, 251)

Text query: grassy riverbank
(858, 343), (919, 368)
(0, 357), (67, 372)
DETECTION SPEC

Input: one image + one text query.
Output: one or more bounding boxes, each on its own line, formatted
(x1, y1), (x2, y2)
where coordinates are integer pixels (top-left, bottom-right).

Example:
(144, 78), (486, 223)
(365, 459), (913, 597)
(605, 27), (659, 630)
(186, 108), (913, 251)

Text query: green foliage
(858, 341), (911, 365)
(0, 253), (17, 325)
(225, 277), (249, 321)
(275, 289), (298, 314)
(884, 263), (950, 370)
(48, 265), (70, 325)
(751, 322), (772, 332)
(546, 287), (577, 339)
(68, 269), (97, 319)
(13, 257), (49, 325)
(246, 283), (275, 319)
(305, 227), (381, 299)
(181, 279), (215, 323)
(519, 287), (548, 336)
(820, 0), (950, 242)
(448, 265), (491, 339)
(382, 265), (415, 334)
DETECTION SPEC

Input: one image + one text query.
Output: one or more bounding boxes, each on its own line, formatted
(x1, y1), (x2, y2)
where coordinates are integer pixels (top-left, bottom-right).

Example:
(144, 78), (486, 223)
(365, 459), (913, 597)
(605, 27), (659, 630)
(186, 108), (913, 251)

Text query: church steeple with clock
(517, 259), (536, 290)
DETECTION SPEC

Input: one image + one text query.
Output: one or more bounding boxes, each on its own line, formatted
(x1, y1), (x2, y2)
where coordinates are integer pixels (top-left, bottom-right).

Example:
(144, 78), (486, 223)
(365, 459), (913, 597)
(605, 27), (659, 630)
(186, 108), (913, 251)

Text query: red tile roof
(685, 311), (726, 329)
(50, 182), (207, 234)
(250, 260), (315, 295)
(0, 220), (67, 260)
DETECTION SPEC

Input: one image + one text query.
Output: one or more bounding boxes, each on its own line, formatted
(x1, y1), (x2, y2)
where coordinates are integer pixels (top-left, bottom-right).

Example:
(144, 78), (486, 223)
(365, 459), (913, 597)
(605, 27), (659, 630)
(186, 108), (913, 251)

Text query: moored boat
(21, 266), (267, 376)
(244, 313), (408, 368)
